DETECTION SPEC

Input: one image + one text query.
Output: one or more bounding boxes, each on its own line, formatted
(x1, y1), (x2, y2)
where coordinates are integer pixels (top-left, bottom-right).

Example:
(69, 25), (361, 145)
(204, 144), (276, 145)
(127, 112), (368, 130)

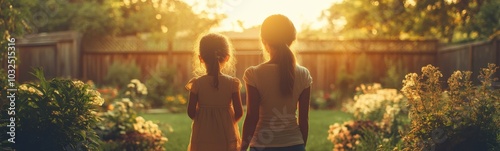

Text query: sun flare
(185, 0), (343, 32)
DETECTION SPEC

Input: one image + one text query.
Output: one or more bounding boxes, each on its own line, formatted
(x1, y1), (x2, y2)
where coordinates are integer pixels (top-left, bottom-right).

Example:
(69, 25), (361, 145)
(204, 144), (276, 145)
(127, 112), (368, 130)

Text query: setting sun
(186, 0), (343, 32)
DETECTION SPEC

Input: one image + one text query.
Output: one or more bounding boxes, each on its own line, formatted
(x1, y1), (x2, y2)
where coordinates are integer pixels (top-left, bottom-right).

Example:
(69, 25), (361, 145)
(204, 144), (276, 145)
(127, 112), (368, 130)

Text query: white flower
(137, 128), (145, 134)
(133, 123), (141, 131)
(130, 79), (141, 85)
(115, 102), (126, 111)
(152, 124), (158, 129)
(122, 98), (133, 107)
(19, 84), (28, 91)
(28, 87), (43, 96)
(73, 80), (85, 88)
(135, 83), (148, 95)
(136, 116), (145, 123)
(161, 137), (168, 142)
(28, 87), (36, 93)
(145, 121), (154, 127)
(127, 83), (135, 88)
(92, 96), (105, 106)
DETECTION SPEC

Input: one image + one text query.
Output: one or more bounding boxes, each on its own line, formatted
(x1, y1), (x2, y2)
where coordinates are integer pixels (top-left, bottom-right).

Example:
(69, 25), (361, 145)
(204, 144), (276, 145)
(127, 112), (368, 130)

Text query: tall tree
(470, 0), (500, 40)
(28, 0), (122, 38)
(322, 0), (500, 42)
(322, 0), (410, 39)
(120, 0), (224, 37)
(26, 0), (224, 39)
(406, 0), (486, 42)
(0, 0), (34, 62)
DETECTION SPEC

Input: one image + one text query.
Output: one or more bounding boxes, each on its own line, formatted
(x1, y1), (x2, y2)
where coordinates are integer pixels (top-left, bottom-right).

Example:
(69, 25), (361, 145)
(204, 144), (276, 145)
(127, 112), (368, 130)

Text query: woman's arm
(241, 85), (261, 151)
(298, 87), (311, 145)
(232, 91), (243, 122)
(187, 92), (198, 120)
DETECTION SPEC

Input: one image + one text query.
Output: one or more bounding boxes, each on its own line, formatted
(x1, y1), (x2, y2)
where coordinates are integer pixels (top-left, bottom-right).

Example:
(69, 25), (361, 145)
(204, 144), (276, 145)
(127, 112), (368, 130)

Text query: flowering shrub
(329, 83), (409, 150)
(328, 120), (381, 151)
(401, 64), (499, 150)
(104, 61), (141, 88)
(126, 79), (148, 96)
(343, 83), (409, 133)
(164, 94), (187, 113)
(124, 79), (148, 111)
(97, 98), (169, 150)
(97, 86), (119, 111)
(12, 69), (103, 150)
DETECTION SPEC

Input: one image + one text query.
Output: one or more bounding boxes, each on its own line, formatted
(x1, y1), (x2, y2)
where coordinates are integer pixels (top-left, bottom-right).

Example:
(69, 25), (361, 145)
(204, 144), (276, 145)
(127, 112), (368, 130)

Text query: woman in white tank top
(240, 14), (313, 151)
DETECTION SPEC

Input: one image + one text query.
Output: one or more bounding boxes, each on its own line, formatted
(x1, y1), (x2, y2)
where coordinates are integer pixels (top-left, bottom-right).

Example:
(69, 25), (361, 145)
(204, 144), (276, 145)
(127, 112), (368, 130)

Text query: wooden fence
(14, 31), (81, 82)
(437, 39), (500, 83)
(81, 38), (439, 91)
(14, 32), (499, 92)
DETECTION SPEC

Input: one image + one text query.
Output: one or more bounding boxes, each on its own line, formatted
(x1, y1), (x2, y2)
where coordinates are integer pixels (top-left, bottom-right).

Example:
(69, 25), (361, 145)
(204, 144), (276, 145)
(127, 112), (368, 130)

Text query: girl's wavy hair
(192, 33), (236, 89)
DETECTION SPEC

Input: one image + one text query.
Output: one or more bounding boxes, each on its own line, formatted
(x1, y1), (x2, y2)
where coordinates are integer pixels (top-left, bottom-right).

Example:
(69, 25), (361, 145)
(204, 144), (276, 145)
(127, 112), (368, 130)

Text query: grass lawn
(141, 110), (352, 151)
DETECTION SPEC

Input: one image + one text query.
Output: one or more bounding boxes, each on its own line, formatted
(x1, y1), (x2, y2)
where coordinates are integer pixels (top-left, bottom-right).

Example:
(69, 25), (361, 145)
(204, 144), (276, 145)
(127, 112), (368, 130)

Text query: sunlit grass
(141, 110), (352, 151)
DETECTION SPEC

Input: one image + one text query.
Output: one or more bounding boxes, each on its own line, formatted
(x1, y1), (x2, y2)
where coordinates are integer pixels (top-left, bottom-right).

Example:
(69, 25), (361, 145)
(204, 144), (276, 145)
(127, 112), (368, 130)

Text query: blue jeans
(249, 144), (306, 151)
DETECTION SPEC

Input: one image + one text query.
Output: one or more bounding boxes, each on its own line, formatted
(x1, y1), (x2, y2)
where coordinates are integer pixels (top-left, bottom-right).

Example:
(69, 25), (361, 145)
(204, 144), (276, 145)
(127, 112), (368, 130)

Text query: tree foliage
(25, 0), (223, 39)
(120, 0), (223, 37)
(322, 0), (500, 42)
(0, 0), (34, 62)
(25, 0), (121, 37)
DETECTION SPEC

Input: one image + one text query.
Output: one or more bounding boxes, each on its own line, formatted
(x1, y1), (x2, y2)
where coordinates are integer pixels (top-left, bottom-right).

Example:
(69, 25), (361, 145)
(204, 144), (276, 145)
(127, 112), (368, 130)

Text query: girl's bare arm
(187, 92), (199, 120)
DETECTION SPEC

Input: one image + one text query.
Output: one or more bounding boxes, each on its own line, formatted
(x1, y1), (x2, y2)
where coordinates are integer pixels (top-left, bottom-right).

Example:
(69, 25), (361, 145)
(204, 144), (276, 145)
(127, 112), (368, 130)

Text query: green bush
(13, 69), (103, 150)
(328, 120), (383, 151)
(312, 90), (342, 110)
(382, 58), (407, 89)
(0, 69), (13, 149)
(0, 69), (8, 110)
(401, 64), (499, 150)
(104, 60), (141, 89)
(333, 53), (375, 108)
(145, 63), (177, 108)
(164, 94), (188, 113)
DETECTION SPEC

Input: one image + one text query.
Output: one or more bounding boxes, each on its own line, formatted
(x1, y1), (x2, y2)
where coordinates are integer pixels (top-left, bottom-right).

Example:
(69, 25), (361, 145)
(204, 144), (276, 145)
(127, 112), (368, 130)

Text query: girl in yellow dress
(186, 33), (243, 151)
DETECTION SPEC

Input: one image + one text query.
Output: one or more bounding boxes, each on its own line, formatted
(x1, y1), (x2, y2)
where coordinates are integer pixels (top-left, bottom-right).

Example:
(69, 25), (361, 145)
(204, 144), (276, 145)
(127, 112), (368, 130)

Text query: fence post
(469, 43), (473, 71)
(496, 39), (499, 68)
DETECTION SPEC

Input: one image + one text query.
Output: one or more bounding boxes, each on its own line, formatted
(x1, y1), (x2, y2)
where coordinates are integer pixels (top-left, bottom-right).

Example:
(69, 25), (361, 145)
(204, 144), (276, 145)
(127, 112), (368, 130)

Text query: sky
(185, 0), (342, 32)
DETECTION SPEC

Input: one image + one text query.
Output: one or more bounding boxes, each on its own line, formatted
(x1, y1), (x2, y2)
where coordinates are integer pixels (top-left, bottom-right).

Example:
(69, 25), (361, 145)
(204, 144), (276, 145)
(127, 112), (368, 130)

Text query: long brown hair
(261, 14), (297, 96)
(194, 33), (234, 89)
